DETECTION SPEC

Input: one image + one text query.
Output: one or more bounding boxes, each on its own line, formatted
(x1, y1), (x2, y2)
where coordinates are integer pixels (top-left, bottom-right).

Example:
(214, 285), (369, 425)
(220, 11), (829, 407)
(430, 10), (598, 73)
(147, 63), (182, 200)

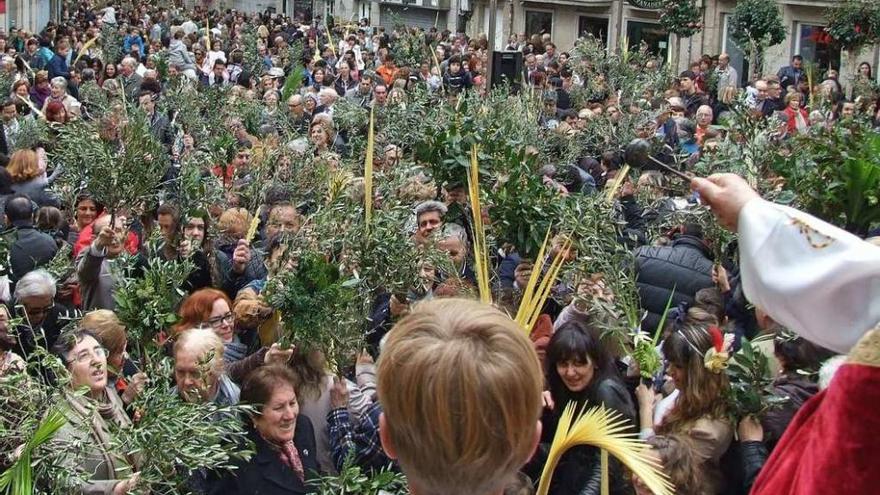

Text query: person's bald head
(696, 105), (713, 127)
(287, 94), (304, 116)
(755, 80), (768, 101)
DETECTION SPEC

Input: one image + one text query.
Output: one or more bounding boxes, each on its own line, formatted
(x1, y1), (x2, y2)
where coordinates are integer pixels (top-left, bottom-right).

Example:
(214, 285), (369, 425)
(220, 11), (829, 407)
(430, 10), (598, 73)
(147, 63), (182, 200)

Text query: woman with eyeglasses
(172, 288), (291, 385)
(50, 329), (141, 494)
(82, 309), (147, 407)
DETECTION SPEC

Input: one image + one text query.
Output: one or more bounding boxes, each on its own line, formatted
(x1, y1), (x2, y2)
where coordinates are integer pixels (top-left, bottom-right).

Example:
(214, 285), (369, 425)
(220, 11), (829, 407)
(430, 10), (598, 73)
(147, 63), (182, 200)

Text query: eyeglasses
(72, 346), (109, 364)
(26, 302), (55, 315)
(205, 312), (234, 328)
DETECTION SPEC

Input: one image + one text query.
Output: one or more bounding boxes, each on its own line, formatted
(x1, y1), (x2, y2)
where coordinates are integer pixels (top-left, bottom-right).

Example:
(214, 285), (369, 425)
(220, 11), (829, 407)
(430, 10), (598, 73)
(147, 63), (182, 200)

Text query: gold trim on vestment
(848, 327), (880, 367)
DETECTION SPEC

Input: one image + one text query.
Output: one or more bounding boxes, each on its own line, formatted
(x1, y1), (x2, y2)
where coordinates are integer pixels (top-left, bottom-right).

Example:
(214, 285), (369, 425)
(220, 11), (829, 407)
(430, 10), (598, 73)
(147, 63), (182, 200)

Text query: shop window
(578, 16), (609, 45)
(626, 20), (668, 60)
(795, 23), (842, 73)
(525, 10), (553, 39)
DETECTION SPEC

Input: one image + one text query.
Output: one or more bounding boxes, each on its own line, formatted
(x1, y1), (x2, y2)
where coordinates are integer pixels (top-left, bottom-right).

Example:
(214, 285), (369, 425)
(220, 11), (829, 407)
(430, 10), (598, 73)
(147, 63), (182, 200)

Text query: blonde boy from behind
(377, 298), (543, 495)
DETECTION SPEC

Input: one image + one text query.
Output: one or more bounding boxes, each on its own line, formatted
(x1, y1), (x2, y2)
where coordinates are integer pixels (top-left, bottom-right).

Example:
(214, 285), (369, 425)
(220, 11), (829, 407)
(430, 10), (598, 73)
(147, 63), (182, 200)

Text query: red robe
(751, 333), (880, 494)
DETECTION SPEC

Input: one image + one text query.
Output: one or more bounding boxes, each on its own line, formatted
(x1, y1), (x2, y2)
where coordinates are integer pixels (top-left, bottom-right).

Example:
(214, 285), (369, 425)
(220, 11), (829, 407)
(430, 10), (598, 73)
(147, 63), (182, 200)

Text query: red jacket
(783, 106), (809, 135)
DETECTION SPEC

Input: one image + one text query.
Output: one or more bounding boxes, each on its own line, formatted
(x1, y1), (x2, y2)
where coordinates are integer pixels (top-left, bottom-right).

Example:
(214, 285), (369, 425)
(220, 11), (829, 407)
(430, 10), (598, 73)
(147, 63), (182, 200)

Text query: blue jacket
(47, 53), (70, 80)
(123, 34), (145, 58)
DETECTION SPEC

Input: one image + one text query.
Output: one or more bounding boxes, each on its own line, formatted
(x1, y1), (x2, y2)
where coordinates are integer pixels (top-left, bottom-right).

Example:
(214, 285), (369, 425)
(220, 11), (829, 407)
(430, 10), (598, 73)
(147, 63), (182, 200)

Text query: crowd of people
(0, 0), (878, 494)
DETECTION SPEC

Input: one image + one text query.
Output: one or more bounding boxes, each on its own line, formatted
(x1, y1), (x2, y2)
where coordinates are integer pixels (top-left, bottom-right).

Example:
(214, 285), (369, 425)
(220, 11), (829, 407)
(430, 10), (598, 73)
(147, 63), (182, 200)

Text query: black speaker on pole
(491, 51), (523, 92)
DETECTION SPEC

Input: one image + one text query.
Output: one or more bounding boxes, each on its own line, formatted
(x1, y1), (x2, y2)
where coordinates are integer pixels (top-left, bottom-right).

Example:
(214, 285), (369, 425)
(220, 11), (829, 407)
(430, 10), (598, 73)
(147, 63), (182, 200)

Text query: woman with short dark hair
(51, 329), (141, 494)
(528, 319), (636, 494)
(217, 365), (320, 494)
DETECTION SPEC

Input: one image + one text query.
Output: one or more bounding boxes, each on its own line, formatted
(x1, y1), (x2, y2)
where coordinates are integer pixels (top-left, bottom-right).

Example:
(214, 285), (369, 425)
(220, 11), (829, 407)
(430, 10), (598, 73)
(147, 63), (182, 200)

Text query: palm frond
(364, 106), (375, 229)
(0, 409), (67, 495)
(73, 36), (99, 66)
(245, 206), (262, 244)
(537, 404), (674, 495)
(605, 164), (630, 204)
(513, 228), (551, 327)
(468, 144), (491, 303)
(523, 236), (571, 333)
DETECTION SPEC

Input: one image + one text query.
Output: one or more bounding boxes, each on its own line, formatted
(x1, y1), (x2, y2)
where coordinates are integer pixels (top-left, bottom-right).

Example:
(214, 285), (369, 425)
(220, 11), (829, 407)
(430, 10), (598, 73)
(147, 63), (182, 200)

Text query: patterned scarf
(278, 439), (305, 481)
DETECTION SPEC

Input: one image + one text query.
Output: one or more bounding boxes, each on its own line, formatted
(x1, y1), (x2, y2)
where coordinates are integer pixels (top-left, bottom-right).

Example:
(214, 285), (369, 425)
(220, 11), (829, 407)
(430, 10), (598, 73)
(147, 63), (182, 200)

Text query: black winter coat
(527, 379), (636, 495)
(5, 223), (59, 283)
(761, 373), (818, 451)
(740, 440), (767, 494)
(634, 235), (714, 334)
(217, 417), (320, 494)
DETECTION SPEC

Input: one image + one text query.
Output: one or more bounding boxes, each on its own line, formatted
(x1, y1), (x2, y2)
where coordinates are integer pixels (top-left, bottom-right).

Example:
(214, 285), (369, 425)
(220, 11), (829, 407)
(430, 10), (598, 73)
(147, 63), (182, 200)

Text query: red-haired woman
(172, 288), (291, 384)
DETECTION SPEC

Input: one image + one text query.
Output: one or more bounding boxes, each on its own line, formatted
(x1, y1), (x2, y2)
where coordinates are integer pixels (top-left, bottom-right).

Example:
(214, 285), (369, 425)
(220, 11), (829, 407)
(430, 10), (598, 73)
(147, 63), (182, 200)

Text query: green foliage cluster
(0, 70), (15, 100)
(262, 252), (362, 366)
(413, 90), (541, 190)
(770, 120), (880, 236)
(111, 358), (253, 494)
(728, 0), (786, 76)
(0, 409), (67, 495)
(100, 23), (124, 66)
(111, 253), (194, 360)
(43, 244), (74, 282)
(725, 336), (789, 421)
(238, 23), (265, 77)
(0, 351), (86, 494)
(824, 0), (880, 51)
(52, 108), (169, 218)
(76, 80), (111, 118)
(659, 0), (703, 38)
(311, 459), (407, 495)
(391, 26), (430, 69)
(347, 206), (430, 297)
(9, 117), (49, 154)
(174, 157), (226, 222)
(568, 35), (673, 106)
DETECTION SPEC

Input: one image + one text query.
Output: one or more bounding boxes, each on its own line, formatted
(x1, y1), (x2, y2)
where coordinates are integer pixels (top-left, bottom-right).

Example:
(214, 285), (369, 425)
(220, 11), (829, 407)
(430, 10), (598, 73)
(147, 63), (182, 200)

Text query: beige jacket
(53, 387), (136, 495)
(685, 416), (734, 494)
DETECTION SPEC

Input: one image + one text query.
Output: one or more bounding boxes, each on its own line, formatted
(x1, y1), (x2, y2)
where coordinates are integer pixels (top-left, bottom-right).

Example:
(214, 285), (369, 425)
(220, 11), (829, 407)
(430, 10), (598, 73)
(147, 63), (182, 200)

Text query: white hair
(318, 87), (338, 101)
(440, 222), (467, 244)
(173, 326), (225, 371)
(415, 200), (447, 219)
(50, 77), (67, 90)
(14, 269), (57, 302)
(121, 56), (137, 68)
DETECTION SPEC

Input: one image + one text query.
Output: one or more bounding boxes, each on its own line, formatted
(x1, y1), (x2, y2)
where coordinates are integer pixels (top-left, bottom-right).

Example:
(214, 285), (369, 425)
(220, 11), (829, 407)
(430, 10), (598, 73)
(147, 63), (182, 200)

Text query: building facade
(466, 0), (880, 85)
(227, 0), (464, 32)
(2, 0), (58, 34)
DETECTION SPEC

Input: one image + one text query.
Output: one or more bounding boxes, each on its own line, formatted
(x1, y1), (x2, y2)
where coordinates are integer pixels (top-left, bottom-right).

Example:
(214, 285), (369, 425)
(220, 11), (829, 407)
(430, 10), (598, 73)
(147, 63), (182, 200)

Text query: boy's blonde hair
(377, 298), (543, 495)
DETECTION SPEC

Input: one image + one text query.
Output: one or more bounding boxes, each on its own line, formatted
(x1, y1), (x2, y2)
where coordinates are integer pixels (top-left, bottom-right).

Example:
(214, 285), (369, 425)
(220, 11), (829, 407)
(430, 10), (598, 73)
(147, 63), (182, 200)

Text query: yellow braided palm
(364, 107), (375, 229)
(537, 403), (674, 495)
(468, 144), (491, 304)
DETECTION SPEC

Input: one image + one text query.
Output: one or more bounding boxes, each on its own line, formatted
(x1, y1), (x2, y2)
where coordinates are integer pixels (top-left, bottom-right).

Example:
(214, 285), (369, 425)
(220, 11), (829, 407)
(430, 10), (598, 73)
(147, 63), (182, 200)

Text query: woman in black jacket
(761, 333), (832, 451)
(219, 365), (320, 494)
(526, 319), (636, 494)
